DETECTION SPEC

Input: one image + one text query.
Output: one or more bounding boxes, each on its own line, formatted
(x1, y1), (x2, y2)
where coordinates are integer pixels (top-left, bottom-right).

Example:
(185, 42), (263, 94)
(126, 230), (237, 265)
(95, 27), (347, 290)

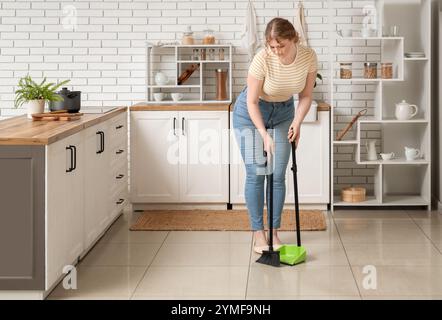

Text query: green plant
(314, 72), (322, 88)
(14, 75), (70, 108)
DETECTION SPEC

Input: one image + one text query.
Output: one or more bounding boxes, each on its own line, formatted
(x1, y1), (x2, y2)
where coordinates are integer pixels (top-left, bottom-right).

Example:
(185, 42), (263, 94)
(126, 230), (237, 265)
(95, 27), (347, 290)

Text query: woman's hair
(265, 17), (299, 44)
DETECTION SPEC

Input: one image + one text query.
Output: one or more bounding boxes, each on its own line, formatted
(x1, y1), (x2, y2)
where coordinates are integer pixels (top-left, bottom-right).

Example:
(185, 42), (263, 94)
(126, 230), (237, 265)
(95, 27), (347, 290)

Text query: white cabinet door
(230, 111), (330, 204)
(46, 131), (84, 290)
(285, 111), (330, 203)
(179, 111), (229, 202)
(131, 111), (180, 203)
(83, 124), (109, 251)
(65, 132), (84, 264)
(46, 138), (69, 290)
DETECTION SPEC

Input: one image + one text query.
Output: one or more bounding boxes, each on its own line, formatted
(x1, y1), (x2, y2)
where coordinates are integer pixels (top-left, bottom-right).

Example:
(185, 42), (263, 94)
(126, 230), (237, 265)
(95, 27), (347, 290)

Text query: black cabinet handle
(100, 131), (105, 153)
(116, 124), (124, 130)
(116, 198), (124, 205)
(182, 117), (185, 135)
(173, 117), (177, 136)
(116, 149), (124, 154)
(72, 145), (77, 171)
(116, 174), (124, 179)
(66, 146), (73, 172)
(96, 131), (102, 154)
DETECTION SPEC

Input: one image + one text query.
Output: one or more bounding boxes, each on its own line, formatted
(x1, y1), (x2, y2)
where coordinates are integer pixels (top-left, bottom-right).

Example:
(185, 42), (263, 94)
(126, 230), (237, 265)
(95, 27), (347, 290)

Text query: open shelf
(358, 159), (429, 165)
(382, 195), (428, 206)
(145, 43), (232, 104)
(333, 140), (358, 145)
(333, 196), (380, 206)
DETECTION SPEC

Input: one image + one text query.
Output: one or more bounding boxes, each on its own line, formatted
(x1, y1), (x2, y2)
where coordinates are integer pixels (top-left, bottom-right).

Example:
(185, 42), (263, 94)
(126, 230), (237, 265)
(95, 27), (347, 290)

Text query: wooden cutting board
(32, 112), (84, 121)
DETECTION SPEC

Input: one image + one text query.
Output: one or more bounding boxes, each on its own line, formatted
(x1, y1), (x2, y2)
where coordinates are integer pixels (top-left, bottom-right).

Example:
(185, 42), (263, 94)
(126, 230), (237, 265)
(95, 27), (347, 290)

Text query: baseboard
(231, 204), (328, 211)
(132, 203), (229, 211)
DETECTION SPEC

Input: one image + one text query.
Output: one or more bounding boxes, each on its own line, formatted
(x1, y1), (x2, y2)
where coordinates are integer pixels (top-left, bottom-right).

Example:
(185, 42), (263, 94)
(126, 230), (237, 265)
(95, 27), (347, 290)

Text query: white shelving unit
(329, 0), (431, 209)
(145, 43), (232, 104)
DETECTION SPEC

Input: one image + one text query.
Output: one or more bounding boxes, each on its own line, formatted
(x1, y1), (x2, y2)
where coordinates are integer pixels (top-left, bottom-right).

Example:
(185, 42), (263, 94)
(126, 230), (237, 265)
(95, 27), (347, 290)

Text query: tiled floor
(48, 207), (442, 300)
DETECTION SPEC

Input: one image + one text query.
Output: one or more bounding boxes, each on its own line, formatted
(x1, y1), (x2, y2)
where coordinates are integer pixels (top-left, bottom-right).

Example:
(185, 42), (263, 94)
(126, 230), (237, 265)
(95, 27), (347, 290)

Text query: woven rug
(130, 209), (327, 231)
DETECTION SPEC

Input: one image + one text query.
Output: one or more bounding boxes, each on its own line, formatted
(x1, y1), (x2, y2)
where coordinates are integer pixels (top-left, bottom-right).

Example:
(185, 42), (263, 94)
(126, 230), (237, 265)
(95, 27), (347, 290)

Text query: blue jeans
(232, 87), (294, 230)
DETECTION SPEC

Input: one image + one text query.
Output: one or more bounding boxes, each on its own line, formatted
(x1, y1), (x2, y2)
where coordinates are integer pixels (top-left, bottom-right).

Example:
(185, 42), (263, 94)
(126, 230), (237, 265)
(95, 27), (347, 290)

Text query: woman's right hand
(263, 132), (275, 159)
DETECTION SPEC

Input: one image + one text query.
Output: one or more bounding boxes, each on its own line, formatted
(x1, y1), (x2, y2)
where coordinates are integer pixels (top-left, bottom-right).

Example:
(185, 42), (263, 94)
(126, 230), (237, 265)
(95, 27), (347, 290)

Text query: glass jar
(200, 48), (206, 60)
(219, 48), (225, 60)
(192, 49), (199, 60)
(181, 25), (194, 45)
(208, 48), (215, 60)
(340, 62), (352, 79)
(203, 29), (215, 44)
(364, 62), (378, 79)
(381, 62), (393, 79)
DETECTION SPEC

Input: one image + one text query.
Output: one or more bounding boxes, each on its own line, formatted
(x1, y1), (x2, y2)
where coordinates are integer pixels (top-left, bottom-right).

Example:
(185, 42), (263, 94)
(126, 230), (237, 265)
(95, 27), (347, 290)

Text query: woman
(232, 17), (317, 253)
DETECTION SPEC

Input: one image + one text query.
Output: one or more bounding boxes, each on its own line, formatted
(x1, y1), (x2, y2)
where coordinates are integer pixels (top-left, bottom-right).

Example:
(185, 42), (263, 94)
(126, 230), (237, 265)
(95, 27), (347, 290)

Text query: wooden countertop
(228, 101), (331, 112)
(130, 103), (231, 111)
(0, 107), (127, 146)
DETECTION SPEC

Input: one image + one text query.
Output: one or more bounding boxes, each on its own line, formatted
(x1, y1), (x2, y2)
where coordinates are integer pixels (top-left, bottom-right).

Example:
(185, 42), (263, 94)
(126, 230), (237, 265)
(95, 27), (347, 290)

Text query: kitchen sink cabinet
(131, 110), (229, 204)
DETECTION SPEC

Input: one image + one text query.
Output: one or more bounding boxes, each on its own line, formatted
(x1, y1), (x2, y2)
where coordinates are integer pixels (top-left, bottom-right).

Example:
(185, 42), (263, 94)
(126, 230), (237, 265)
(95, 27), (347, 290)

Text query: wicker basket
(341, 187), (366, 203)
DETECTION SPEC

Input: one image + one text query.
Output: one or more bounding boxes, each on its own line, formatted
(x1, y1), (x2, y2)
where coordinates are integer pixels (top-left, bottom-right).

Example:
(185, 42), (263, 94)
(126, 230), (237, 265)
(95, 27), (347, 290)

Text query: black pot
(49, 87), (81, 113)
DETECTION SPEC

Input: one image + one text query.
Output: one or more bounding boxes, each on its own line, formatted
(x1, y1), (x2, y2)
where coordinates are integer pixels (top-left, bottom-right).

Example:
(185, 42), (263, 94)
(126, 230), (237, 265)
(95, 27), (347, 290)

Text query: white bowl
(380, 152), (395, 160)
(153, 93), (164, 102)
(171, 93), (183, 102)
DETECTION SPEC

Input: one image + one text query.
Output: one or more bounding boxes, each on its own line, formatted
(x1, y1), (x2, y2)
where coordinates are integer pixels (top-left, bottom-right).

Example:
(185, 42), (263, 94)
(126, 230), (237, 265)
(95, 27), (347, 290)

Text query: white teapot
(404, 147), (421, 161)
(395, 100), (418, 120)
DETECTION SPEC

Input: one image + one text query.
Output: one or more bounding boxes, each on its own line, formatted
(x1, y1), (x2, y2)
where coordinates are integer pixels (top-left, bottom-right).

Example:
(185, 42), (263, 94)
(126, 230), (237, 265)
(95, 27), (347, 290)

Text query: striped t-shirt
(248, 45), (318, 102)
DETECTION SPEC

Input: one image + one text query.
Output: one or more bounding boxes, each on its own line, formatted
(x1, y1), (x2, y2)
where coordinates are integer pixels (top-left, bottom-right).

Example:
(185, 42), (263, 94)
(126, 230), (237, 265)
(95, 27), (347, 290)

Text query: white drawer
(109, 139), (128, 169)
(110, 185), (128, 217)
(108, 112), (127, 142)
(110, 162), (128, 196)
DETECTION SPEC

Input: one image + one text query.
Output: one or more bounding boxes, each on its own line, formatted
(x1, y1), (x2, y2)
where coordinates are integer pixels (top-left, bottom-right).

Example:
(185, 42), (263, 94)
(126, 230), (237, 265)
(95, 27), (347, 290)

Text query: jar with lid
(182, 25), (194, 45)
(203, 29), (215, 44)
(364, 62), (378, 79)
(218, 48), (225, 60)
(200, 48), (206, 60)
(340, 62), (352, 79)
(192, 49), (199, 61)
(381, 62), (393, 79)
(208, 48), (215, 60)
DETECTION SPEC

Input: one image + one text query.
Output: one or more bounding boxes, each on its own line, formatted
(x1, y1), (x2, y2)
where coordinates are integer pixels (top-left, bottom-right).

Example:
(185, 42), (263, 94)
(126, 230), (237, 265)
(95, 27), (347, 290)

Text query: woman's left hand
(287, 122), (300, 146)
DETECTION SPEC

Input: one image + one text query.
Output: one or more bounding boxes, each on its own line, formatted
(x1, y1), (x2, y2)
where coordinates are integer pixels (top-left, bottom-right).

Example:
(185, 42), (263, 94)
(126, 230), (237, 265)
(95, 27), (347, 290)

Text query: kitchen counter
(130, 102), (231, 111)
(228, 101), (331, 112)
(0, 107), (127, 145)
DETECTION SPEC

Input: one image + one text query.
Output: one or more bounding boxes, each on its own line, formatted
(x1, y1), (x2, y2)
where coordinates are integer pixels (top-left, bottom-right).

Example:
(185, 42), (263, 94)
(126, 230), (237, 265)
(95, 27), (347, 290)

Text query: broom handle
(291, 141), (301, 247)
(264, 150), (274, 251)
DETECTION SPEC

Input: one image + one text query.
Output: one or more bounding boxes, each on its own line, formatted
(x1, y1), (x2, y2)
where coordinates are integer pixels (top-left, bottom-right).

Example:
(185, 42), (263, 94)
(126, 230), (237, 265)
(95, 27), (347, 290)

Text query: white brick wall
(0, 0), (380, 193)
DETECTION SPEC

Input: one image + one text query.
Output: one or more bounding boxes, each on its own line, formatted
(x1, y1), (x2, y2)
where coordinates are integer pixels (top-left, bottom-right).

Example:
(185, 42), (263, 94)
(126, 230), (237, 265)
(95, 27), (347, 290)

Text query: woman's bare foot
(253, 230), (268, 254)
(267, 230), (283, 248)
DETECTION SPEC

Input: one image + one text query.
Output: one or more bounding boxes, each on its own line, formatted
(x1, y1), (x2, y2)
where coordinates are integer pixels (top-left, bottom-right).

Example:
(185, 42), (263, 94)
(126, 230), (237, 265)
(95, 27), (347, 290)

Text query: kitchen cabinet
(83, 124), (109, 252)
(0, 108), (128, 297)
(46, 131), (84, 290)
(131, 110), (229, 203)
(230, 111), (330, 208)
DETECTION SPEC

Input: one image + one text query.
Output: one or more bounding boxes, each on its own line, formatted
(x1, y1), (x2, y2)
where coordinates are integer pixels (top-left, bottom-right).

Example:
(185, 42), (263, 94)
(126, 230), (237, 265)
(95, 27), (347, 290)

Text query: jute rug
(130, 209), (327, 231)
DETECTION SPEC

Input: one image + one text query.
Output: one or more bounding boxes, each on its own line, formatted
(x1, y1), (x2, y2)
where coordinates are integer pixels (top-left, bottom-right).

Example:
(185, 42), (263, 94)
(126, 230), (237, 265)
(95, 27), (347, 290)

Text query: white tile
(247, 265), (359, 297)
(164, 231), (253, 244)
(336, 220), (430, 244)
(48, 266), (146, 299)
(352, 266), (442, 297)
(152, 243), (251, 266)
(133, 266), (248, 298)
(81, 243), (162, 266)
(344, 243), (442, 266)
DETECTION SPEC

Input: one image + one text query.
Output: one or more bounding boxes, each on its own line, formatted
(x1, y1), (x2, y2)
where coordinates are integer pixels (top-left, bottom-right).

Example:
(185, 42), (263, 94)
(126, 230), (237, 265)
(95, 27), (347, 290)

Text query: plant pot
(25, 99), (45, 119)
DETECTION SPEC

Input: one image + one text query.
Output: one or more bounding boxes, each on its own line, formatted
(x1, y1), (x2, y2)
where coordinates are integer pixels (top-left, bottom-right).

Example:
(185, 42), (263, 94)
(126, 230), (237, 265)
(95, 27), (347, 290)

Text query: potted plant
(14, 75), (70, 119)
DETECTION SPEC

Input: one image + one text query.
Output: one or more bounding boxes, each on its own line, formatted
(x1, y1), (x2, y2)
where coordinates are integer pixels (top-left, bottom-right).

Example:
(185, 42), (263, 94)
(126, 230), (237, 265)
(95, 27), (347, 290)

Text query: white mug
(380, 152), (395, 160)
(404, 147), (421, 161)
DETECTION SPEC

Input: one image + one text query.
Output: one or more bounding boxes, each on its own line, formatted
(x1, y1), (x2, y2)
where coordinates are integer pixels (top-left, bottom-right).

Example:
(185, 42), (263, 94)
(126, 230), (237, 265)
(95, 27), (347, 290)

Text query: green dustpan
(277, 245), (306, 265)
(278, 141), (307, 266)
